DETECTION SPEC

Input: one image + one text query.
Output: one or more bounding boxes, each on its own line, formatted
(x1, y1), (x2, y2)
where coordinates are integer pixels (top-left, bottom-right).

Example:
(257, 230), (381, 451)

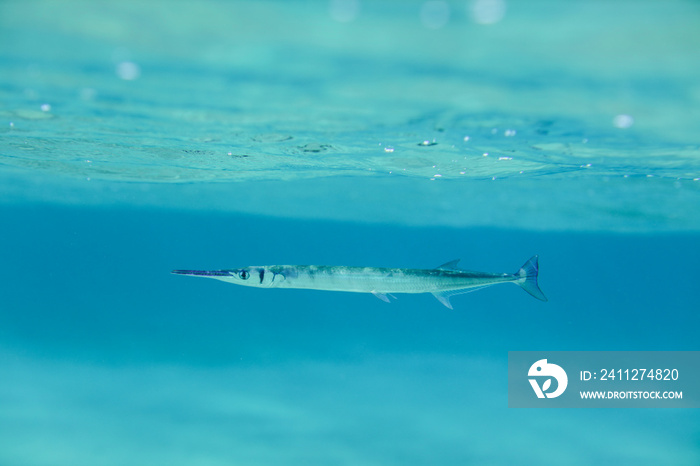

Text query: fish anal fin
(432, 285), (496, 309)
(436, 259), (461, 270)
(432, 292), (453, 309)
(371, 291), (393, 303)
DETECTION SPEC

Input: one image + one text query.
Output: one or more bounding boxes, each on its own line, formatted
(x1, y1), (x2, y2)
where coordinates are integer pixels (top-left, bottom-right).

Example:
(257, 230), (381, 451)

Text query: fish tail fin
(515, 255), (548, 302)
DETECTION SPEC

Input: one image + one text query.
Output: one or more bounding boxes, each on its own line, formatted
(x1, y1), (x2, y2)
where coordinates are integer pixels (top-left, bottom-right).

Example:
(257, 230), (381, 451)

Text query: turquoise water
(1, 1), (699, 464)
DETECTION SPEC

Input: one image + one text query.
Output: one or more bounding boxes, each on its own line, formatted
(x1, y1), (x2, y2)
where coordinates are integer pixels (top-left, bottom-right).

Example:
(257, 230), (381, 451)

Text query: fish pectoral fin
(371, 291), (394, 303)
(432, 292), (453, 309)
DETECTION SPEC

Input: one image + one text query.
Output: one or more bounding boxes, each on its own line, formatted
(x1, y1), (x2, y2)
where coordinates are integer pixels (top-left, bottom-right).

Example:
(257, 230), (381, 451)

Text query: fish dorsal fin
(436, 259), (461, 270)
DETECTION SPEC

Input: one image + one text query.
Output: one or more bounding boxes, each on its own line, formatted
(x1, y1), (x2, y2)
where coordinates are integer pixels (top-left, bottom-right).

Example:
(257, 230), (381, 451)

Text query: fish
(172, 255), (547, 309)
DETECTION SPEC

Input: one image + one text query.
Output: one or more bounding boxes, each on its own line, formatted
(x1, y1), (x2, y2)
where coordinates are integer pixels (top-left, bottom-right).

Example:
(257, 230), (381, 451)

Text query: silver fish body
(173, 256), (547, 309)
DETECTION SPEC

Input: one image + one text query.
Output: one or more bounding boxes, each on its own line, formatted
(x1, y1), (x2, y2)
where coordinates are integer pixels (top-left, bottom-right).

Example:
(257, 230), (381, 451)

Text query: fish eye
(238, 270), (250, 280)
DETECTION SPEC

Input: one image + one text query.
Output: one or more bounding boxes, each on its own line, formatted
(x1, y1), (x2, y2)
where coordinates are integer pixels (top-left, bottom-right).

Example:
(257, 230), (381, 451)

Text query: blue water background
(1, 205), (699, 465)
(1, 1), (700, 464)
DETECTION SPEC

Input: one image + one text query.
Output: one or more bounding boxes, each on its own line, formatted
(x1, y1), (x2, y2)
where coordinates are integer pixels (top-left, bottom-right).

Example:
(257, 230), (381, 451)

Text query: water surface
(1, 1), (699, 464)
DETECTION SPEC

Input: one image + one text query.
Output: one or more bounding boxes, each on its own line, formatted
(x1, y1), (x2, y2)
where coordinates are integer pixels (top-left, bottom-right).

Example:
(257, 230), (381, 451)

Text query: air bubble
(613, 114), (634, 129)
(80, 88), (97, 100)
(116, 61), (141, 80)
(420, 1), (450, 29)
(329, 0), (360, 23)
(469, 0), (506, 25)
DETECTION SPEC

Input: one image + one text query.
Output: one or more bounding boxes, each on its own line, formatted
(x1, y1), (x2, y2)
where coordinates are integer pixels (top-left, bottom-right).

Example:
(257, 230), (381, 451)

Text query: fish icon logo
(528, 359), (568, 398)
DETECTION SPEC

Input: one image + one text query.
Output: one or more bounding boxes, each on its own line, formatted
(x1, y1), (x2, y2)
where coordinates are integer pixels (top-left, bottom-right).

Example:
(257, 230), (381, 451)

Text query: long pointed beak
(172, 270), (232, 277)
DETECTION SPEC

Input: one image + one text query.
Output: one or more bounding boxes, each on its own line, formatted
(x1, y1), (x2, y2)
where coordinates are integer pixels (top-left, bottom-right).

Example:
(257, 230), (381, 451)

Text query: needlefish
(172, 255), (547, 309)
